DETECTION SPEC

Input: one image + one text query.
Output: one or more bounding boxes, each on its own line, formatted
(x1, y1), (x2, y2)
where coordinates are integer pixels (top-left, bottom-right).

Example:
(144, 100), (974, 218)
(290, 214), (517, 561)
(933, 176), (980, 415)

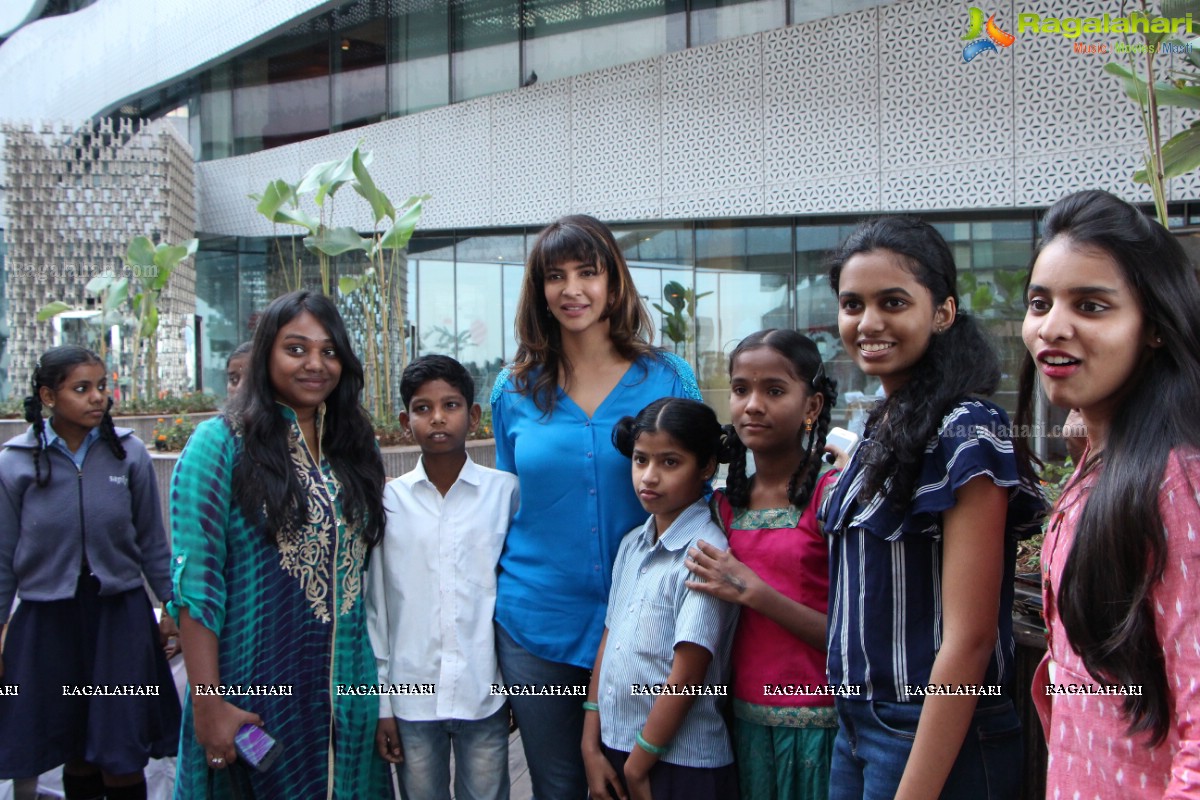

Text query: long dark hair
(612, 397), (723, 474)
(828, 216), (1014, 502)
(722, 329), (837, 509)
(510, 214), (656, 413)
(227, 291), (385, 547)
(1016, 190), (1200, 745)
(24, 345), (125, 487)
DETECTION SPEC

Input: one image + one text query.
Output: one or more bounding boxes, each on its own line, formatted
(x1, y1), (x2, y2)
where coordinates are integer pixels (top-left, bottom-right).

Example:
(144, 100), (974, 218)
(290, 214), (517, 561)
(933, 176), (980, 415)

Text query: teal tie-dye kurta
(168, 410), (389, 799)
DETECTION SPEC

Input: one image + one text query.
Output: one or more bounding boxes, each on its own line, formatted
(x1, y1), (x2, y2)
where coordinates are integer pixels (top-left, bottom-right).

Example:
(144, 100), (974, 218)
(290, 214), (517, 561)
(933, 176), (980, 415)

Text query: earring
(1155, 335), (1164, 344)
(804, 418), (813, 433)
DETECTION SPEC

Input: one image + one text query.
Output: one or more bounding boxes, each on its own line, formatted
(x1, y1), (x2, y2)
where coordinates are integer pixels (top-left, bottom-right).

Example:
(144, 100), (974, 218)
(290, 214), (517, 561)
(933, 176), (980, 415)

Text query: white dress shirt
(367, 455), (519, 721)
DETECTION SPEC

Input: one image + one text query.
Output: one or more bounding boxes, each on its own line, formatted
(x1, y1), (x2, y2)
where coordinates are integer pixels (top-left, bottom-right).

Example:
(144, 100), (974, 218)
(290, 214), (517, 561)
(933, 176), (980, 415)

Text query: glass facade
(114, 0), (906, 161)
(191, 212), (1048, 428)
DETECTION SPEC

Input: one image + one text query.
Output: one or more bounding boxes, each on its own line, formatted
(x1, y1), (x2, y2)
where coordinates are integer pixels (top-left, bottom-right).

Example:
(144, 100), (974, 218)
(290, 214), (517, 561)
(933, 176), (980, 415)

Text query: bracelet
(635, 730), (668, 756)
(582, 701), (599, 712)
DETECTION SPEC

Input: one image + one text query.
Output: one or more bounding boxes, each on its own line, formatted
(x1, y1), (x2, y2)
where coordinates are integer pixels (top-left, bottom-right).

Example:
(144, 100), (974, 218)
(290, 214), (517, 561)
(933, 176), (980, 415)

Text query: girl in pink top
(1017, 190), (1200, 798)
(686, 329), (839, 800)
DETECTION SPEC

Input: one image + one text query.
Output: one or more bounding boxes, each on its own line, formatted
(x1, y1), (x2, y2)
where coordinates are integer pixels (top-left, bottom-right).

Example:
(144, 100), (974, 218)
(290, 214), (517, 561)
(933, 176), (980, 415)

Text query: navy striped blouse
(818, 399), (1045, 702)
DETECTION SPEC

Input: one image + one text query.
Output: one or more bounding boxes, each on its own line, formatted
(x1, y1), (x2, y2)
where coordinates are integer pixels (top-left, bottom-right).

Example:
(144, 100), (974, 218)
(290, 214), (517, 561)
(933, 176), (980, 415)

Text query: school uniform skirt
(0, 573), (180, 778)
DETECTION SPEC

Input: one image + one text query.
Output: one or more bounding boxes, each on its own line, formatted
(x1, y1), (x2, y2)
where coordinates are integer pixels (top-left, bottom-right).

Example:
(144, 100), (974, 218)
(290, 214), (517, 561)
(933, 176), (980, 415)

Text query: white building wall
(191, 0), (1200, 236)
(3, 0), (1199, 236)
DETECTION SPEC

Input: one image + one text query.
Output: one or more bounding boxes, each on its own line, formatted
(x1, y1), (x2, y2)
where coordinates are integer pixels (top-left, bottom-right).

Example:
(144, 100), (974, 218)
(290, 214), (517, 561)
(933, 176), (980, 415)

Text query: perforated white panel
(571, 58), (663, 221)
(492, 80), (573, 226)
(178, 0), (1200, 236)
(763, 14), (879, 213)
(661, 36), (764, 219)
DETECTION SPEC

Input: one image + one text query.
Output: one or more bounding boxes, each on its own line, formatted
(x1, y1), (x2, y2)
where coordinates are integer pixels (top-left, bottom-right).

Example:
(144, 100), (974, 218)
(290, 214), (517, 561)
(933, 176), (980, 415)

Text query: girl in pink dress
(1018, 190), (1200, 798)
(685, 329), (839, 800)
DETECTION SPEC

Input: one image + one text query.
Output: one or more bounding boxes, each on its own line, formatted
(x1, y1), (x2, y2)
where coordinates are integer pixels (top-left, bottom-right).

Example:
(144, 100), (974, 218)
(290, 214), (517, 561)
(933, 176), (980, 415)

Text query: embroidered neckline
(731, 506), (801, 530)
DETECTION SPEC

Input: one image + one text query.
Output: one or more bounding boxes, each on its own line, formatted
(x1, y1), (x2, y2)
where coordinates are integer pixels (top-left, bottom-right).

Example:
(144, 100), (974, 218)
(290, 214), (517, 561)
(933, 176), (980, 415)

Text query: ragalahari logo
(961, 7), (1015, 62)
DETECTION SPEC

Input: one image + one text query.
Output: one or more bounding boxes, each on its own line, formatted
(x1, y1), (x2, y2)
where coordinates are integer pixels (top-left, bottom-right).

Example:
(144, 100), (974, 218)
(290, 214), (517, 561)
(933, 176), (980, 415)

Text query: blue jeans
(829, 696), (1021, 800)
(494, 623), (590, 800)
(395, 705), (511, 800)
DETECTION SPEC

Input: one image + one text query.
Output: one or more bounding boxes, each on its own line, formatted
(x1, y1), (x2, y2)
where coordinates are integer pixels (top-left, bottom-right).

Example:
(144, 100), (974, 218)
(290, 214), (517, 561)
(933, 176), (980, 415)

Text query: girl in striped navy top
(583, 398), (739, 800)
(819, 218), (1043, 800)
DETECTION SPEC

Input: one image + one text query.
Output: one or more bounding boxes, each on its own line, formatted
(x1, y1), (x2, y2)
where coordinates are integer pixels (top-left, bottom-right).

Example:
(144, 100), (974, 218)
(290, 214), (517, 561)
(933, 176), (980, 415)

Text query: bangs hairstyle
(722, 329), (838, 509)
(24, 345), (125, 487)
(227, 290), (385, 547)
(510, 214), (655, 412)
(612, 397), (724, 470)
(827, 216), (1030, 503)
(1016, 189), (1200, 746)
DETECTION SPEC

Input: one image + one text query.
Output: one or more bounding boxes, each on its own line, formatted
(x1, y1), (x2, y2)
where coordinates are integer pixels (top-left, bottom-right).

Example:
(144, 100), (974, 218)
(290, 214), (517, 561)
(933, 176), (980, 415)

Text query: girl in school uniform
(1019, 190), (1200, 799)
(819, 217), (1044, 799)
(0, 345), (179, 800)
(583, 397), (739, 800)
(685, 329), (840, 800)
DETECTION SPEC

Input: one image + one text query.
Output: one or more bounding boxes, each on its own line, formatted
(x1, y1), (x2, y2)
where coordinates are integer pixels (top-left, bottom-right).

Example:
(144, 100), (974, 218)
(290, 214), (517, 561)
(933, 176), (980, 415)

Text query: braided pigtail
(720, 424), (751, 508)
(788, 370), (838, 508)
(98, 396), (127, 460)
(23, 367), (51, 487)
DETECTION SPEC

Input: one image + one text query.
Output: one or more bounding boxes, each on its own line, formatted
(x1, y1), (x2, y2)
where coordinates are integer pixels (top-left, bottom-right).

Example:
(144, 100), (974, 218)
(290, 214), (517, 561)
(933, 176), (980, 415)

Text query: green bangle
(582, 701), (599, 712)
(636, 731), (668, 756)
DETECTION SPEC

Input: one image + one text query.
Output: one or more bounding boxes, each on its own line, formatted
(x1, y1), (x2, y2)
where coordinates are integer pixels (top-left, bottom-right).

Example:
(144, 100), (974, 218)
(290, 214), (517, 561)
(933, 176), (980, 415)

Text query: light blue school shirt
(46, 422), (101, 469)
(489, 351), (700, 668)
(598, 498), (737, 767)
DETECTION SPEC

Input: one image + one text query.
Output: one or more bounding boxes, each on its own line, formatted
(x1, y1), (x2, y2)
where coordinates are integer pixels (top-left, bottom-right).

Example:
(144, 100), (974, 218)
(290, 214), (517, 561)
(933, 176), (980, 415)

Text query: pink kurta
(717, 470), (838, 708)
(1034, 450), (1200, 799)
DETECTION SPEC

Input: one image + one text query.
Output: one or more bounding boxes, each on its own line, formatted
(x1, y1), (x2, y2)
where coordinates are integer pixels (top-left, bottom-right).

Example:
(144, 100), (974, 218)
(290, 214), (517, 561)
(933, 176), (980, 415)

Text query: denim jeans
(829, 696), (1021, 800)
(494, 623), (590, 800)
(395, 704), (511, 800)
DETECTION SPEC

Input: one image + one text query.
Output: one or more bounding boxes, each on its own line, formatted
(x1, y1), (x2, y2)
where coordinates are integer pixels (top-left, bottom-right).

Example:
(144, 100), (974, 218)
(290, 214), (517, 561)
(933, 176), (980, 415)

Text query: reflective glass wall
(116, 0), (909, 161)
(193, 212), (1040, 427)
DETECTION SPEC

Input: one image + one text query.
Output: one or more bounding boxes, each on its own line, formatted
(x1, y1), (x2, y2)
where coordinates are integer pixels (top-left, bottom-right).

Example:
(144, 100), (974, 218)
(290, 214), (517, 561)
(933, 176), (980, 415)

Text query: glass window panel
(452, 0), (520, 101)
(198, 64), (234, 161)
(690, 0), (785, 47)
(614, 224), (694, 266)
(332, 12), (389, 132)
(696, 224), (790, 273)
(524, 0), (671, 82)
(455, 262), (505, 392)
(390, 2), (450, 116)
(233, 17), (332, 154)
(194, 241), (241, 396)
(416, 259), (457, 357)
(502, 263), (525, 363)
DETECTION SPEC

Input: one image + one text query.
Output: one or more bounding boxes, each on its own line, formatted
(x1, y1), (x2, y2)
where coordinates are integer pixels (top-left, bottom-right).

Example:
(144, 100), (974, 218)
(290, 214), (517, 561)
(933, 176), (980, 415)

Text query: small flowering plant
(152, 415), (197, 451)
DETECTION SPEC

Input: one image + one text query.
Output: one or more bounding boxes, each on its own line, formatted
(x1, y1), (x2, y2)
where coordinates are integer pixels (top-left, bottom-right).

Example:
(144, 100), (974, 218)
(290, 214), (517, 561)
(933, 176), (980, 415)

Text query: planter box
(0, 412), (220, 446)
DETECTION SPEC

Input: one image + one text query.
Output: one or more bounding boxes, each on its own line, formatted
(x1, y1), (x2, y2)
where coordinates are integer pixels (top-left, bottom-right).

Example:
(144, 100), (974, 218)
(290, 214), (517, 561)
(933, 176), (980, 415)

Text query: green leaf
(1162, 0), (1200, 21)
(125, 236), (156, 268)
(970, 285), (995, 313)
(140, 303), (159, 338)
(85, 274), (113, 295)
(1158, 123), (1200, 178)
(274, 206), (319, 233)
(252, 179), (296, 222)
(103, 278), (129, 315)
(303, 226), (370, 257)
(338, 275), (364, 296)
(298, 147), (365, 206)
(1106, 61), (1200, 109)
(352, 147), (395, 224)
(378, 199), (425, 251)
(36, 301), (73, 322)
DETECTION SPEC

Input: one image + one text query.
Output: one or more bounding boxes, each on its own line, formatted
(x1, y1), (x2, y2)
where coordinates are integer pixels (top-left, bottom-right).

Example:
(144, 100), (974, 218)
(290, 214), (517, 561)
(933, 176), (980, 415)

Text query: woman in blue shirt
(491, 215), (700, 799)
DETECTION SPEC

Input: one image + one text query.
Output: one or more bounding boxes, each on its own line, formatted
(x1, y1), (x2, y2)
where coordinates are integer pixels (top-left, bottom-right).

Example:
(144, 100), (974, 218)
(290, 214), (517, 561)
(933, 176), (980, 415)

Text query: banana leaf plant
(124, 236), (199, 402)
(1105, 0), (1200, 226)
(249, 143), (429, 419)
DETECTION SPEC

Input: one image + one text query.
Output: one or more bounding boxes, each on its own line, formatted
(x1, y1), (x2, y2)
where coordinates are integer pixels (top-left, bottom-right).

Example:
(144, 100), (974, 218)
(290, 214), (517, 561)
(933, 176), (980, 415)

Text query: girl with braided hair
(683, 329), (839, 800)
(0, 345), (179, 800)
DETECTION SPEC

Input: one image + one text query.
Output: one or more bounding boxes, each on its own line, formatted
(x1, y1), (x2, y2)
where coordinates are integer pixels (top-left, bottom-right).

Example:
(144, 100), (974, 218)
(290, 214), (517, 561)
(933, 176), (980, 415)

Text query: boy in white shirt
(368, 355), (519, 800)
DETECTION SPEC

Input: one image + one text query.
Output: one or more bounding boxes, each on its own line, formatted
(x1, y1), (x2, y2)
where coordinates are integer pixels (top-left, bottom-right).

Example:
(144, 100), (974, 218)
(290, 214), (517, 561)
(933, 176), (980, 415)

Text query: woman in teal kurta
(169, 291), (389, 799)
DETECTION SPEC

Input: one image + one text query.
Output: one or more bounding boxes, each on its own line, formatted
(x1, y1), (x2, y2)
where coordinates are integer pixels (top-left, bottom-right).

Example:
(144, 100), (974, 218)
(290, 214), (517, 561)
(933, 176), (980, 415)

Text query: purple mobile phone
(234, 724), (281, 772)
